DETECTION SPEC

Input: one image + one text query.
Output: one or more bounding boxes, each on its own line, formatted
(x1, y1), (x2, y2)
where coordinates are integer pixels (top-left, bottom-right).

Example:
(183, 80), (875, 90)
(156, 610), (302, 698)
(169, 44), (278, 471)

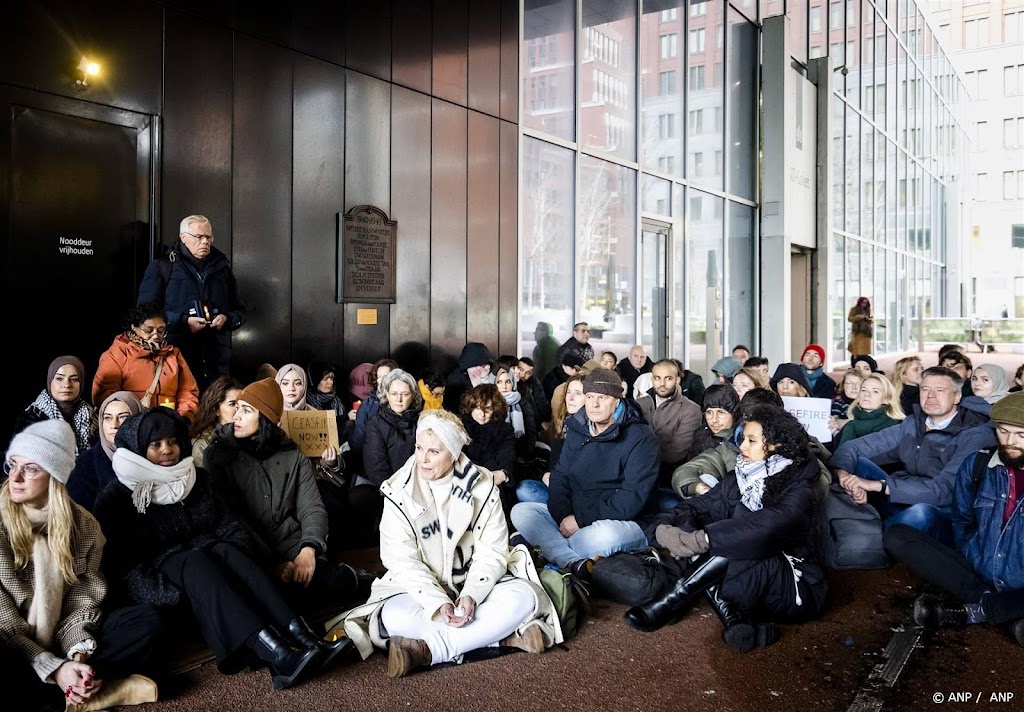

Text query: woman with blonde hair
(892, 356), (923, 416)
(1, 421), (161, 712)
(834, 373), (905, 448)
(731, 368), (767, 400)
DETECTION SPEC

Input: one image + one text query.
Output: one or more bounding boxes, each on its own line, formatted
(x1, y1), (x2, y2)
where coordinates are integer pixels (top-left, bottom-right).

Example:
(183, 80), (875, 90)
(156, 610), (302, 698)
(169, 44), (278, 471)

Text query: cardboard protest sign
(281, 410), (340, 457)
(781, 396), (833, 443)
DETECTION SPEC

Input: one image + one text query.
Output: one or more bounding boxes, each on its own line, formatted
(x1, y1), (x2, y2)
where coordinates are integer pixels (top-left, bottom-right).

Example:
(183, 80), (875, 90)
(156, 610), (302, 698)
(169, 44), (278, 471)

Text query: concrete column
(808, 55), (835, 365)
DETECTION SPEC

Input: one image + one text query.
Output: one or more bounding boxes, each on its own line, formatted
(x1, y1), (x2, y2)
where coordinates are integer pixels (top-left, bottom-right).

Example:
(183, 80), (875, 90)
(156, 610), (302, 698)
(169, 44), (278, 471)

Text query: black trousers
(4, 603), (164, 712)
(720, 555), (826, 624)
(284, 557), (359, 618)
(159, 541), (295, 671)
(318, 479), (382, 550)
(884, 524), (1024, 625)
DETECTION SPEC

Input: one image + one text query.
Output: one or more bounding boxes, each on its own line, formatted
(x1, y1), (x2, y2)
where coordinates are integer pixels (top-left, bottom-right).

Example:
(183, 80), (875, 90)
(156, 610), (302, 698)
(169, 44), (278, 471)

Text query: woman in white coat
(327, 409), (562, 678)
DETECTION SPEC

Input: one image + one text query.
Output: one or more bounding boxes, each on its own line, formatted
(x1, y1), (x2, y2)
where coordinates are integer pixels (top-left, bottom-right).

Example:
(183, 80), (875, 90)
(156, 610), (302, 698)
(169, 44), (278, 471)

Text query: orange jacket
(92, 335), (200, 421)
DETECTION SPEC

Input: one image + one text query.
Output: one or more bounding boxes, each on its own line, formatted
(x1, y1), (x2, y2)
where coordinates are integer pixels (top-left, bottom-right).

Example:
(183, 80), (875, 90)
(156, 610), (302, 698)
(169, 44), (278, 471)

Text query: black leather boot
(624, 555), (729, 633)
(704, 585), (778, 653)
(251, 626), (323, 690)
(288, 617), (352, 671)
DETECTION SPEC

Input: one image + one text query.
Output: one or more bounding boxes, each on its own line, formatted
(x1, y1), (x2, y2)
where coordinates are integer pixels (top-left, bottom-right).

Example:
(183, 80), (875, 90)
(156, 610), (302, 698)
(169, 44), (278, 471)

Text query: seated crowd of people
(3, 313), (1024, 710)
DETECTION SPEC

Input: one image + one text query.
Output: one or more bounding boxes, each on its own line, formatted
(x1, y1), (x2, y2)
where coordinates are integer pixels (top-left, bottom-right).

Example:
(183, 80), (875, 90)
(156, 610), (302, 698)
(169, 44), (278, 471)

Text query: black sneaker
(567, 558), (594, 583)
(913, 594), (968, 628)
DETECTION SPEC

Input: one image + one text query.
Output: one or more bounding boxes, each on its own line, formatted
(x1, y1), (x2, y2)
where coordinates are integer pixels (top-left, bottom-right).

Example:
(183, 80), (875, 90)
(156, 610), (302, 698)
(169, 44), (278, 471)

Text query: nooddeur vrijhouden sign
(337, 205), (397, 304)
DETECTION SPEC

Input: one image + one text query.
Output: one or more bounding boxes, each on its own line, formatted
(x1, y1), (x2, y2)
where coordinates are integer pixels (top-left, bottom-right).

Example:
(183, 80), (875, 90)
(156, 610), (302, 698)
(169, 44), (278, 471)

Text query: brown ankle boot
(387, 636), (432, 678)
(499, 625), (545, 653)
(65, 674), (159, 711)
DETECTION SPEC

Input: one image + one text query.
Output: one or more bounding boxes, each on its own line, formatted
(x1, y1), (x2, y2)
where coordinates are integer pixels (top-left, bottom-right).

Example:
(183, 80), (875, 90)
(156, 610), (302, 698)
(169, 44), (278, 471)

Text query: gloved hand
(655, 524), (709, 559)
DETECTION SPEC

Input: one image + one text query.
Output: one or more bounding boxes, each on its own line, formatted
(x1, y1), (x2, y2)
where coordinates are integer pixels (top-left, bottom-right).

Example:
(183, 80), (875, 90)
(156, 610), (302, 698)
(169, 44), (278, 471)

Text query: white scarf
(734, 454), (794, 512)
(502, 390), (525, 438)
(112, 448), (197, 513)
(24, 506), (65, 648)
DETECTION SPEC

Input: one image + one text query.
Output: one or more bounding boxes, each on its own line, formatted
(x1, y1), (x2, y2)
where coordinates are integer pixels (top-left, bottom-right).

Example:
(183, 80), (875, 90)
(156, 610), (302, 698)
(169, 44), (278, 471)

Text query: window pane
(846, 106), (860, 235)
(728, 8), (757, 199)
(581, 1), (637, 160)
(831, 233), (845, 364)
(577, 156), (637, 347)
(642, 174), (672, 216)
(727, 202), (755, 354)
(523, 0), (575, 140)
(687, 0), (724, 191)
(521, 138), (575, 359)
(687, 189), (724, 380)
(642, 2), (684, 177)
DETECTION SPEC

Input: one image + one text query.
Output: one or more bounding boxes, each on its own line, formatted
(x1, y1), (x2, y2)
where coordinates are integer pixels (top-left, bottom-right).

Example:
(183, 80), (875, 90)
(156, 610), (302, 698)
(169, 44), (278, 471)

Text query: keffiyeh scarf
(734, 453), (794, 512)
(28, 391), (96, 453)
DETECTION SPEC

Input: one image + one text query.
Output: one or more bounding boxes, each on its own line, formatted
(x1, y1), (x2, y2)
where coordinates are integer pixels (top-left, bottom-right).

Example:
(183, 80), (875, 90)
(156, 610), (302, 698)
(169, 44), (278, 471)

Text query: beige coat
(326, 454), (563, 659)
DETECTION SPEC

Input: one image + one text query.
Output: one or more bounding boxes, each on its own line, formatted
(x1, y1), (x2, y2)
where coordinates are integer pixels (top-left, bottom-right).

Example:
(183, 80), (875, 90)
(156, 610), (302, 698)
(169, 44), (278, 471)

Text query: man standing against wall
(137, 215), (246, 390)
(557, 322), (595, 365)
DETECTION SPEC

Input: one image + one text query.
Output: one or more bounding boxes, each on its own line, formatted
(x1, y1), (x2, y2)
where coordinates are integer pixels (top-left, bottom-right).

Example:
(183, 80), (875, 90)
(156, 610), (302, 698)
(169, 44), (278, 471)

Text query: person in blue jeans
(830, 366), (996, 545)
(510, 369), (659, 580)
(883, 393), (1024, 647)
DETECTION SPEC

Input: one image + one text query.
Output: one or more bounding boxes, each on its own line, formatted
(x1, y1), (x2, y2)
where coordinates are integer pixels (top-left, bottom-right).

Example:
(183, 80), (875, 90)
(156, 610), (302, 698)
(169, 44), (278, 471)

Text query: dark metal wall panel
(231, 35), (293, 378)
(292, 56), (346, 369)
(164, 0), (232, 26)
(345, 0), (392, 82)
(468, 1), (501, 117)
(466, 111), (500, 354)
(498, 119), (519, 355)
(392, 0), (432, 94)
(499, 0), (519, 123)
(0, 0), (162, 116)
(163, 11), (233, 250)
(390, 86), (432, 361)
(233, 3), (293, 47)
(432, 0), (468, 107)
(429, 99), (468, 368)
(292, 0), (347, 65)
(343, 70), (392, 369)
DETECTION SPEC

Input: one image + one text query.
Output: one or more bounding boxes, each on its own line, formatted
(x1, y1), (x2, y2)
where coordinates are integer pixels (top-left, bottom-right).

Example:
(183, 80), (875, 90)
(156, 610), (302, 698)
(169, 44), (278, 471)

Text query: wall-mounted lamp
(832, 64), (849, 77)
(75, 55), (100, 88)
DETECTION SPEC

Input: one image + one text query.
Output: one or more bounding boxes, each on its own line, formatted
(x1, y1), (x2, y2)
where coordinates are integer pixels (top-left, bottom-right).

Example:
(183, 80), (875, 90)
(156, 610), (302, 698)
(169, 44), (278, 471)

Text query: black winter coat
(647, 459), (827, 607)
(363, 405), (421, 486)
(617, 357), (653, 399)
(461, 416), (516, 479)
(66, 442), (117, 513)
(680, 370), (706, 406)
(524, 377), (551, 423)
(93, 469), (252, 607)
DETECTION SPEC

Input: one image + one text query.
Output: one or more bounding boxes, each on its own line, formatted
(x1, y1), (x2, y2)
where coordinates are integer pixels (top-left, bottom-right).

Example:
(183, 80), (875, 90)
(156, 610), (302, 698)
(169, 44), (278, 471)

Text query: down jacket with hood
(92, 334), (200, 421)
(363, 404), (422, 487)
(548, 400), (660, 528)
(829, 399), (996, 507)
(443, 342), (494, 412)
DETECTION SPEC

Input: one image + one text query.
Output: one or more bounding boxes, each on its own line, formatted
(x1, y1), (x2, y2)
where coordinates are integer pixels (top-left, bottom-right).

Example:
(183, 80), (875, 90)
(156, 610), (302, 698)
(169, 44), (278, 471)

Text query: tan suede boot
(386, 636), (432, 679)
(499, 625), (545, 654)
(65, 674), (158, 711)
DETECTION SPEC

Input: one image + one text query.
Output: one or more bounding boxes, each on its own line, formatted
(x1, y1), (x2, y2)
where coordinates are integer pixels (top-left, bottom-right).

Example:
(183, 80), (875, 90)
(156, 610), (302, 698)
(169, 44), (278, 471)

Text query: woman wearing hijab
(363, 370), (423, 488)
(848, 297), (874, 357)
(16, 356), (98, 454)
(627, 406), (828, 653)
(327, 410), (562, 678)
(204, 378), (362, 628)
(970, 364), (1011, 404)
(305, 360), (347, 416)
(275, 363), (344, 488)
(92, 303), (200, 423)
(2, 421), (161, 712)
(92, 407), (331, 691)
(492, 360), (538, 458)
(67, 392), (144, 513)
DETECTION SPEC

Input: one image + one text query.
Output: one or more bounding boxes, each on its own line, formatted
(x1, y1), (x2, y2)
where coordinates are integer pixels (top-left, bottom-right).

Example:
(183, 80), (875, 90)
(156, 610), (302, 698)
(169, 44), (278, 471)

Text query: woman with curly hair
(189, 376), (243, 468)
(625, 405), (828, 653)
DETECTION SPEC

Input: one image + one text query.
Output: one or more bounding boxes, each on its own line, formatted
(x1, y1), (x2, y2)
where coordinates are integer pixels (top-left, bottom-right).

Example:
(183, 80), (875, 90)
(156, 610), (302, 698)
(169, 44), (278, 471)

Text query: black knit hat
(115, 406), (193, 458)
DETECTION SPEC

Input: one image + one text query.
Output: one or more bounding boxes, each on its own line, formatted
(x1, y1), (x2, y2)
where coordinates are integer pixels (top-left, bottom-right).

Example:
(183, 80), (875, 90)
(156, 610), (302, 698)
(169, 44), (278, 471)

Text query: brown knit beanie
(583, 368), (623, 398)
(238, 377), (285, 424)
(991, 392), (1024, 428)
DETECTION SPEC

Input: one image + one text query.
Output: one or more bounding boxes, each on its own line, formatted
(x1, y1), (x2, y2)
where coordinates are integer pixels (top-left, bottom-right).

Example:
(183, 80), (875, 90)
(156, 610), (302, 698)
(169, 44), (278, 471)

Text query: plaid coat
(0, 503), (107, 678)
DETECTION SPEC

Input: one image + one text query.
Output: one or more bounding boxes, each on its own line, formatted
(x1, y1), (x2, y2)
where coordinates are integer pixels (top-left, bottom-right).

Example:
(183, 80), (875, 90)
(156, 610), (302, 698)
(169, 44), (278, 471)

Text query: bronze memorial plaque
(337, 205), (397, 303)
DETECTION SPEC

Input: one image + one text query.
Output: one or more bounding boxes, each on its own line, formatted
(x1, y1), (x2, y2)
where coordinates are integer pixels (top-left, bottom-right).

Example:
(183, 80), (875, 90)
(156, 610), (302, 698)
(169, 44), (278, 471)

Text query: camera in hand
(188, 300), (220, 325)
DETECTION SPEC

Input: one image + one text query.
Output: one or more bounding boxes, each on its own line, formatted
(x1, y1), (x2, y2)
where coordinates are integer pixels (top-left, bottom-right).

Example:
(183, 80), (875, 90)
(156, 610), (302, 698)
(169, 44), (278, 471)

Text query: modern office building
(520, 0), (969, 373)
(928, 0), (1024, 319)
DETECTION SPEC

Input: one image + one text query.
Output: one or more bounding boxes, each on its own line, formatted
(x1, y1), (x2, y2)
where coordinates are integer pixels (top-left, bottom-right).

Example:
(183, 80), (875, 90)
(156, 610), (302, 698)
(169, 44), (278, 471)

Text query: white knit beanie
(6, 421), (77, 484)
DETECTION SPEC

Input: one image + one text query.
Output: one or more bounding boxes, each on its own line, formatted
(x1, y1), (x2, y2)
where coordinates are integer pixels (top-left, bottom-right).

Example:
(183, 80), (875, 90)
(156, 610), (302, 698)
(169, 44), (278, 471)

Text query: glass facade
(521, 0), (965, 370)
(521, 0), (759, 374)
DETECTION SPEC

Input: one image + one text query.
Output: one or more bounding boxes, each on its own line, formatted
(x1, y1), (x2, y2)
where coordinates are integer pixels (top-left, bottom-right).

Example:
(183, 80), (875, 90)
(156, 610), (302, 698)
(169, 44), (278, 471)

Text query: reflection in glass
(521, 137), (574, 358)
(523, 0), (575, 140)
(686, 0), (724, 191)
(727, 202), (755, 355)
(580, 0), (637, 161)
(728, 8), (757, 200)
(687, 188), (724, 381)
(577, 155), (637, 349)
(641, 1), (684, 177)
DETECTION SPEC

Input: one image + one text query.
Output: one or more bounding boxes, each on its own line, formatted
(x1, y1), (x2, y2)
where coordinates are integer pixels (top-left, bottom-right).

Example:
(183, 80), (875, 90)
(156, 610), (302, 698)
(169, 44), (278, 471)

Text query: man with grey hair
(137, 214), (246, 390)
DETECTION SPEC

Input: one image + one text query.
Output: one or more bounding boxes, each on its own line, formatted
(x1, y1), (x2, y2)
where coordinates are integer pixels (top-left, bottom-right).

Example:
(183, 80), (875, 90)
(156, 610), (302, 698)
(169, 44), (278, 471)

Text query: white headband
(416, 413), (469, 459)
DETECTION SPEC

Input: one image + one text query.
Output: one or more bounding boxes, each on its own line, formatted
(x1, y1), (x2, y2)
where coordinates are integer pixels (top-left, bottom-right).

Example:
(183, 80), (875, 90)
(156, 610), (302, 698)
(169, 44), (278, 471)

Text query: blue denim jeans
(509, 502), (648, 569)
(855, 456), (953, 546)
(516, 479), (549, 504)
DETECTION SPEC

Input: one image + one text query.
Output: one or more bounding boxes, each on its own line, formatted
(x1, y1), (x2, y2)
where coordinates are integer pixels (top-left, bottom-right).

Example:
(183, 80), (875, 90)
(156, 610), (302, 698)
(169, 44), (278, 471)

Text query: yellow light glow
(85, 62), (100, 76)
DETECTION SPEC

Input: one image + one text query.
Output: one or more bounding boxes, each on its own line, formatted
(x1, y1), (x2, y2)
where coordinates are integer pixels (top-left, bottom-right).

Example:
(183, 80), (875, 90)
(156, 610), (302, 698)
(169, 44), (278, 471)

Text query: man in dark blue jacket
(883, 392), (1024, 646)
(830, 366), (996, 543)
(510, 368), (659, 578)
(137, 215), (246, 391)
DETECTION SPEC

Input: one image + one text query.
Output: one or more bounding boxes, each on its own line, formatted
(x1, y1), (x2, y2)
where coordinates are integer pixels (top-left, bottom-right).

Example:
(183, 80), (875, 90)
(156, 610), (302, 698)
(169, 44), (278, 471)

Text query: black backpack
(591, 547), (685, 606)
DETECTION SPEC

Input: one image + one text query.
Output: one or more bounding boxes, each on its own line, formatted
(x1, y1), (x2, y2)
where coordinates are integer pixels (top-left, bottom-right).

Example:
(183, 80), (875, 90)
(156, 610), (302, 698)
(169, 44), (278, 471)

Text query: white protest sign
(781, 396), (833, 443)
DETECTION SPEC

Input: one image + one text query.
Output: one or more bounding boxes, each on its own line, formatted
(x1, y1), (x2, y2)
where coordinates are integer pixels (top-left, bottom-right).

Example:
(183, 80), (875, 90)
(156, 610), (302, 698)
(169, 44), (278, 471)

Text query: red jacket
(92, 334), (200, 421)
